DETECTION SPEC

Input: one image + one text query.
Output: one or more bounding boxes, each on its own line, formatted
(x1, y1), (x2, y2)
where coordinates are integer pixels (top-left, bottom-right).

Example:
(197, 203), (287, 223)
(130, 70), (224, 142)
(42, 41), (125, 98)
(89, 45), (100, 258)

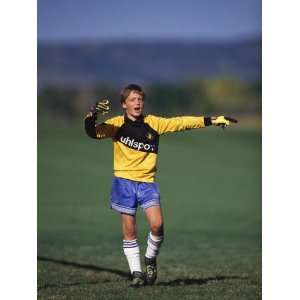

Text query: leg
(144, 206), (164, 285)
(144, 205), (164, 237)
(120, 213), (144, 287)
(144, 206), (164, 258)
(110, 177), (144, 286)
(121, 213), (137, 240)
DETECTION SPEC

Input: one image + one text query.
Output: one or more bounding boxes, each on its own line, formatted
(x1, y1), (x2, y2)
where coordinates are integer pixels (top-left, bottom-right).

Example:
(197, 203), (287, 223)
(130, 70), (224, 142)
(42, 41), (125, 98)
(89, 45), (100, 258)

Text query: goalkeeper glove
(211, 116), (238, 128)
(90, 99), (110, 117)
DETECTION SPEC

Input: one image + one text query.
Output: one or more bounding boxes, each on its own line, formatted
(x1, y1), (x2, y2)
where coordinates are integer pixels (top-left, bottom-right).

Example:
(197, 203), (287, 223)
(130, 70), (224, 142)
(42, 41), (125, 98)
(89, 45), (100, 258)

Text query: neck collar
(124, 113), (144, 123)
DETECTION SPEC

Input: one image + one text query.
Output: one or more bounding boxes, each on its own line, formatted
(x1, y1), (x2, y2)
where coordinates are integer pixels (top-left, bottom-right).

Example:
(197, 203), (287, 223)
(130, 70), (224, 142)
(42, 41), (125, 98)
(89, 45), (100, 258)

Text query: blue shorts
(110, 177), (161, 215)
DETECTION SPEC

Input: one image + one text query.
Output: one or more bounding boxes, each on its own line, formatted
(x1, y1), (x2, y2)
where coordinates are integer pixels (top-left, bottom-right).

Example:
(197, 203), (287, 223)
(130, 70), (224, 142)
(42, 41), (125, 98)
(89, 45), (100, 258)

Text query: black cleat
(145, 257), (157, 285)
(129, 271), (145, 288)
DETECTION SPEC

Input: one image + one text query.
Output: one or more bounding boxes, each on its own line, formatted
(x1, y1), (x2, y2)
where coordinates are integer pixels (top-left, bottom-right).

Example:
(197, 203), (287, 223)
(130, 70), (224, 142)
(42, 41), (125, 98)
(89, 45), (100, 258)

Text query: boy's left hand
(211, 116), (238, 128)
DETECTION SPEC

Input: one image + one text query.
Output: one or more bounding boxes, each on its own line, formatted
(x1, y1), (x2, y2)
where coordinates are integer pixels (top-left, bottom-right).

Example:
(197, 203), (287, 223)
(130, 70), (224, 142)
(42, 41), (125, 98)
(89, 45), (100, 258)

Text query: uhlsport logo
(120, 136), (156, 152)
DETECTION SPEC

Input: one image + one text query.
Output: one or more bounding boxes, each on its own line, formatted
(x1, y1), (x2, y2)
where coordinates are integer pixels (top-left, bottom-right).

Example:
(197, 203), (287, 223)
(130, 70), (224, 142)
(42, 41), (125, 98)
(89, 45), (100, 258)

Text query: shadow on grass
(157, 275), (248, 287)
(38, 255), (131, 291)
(38, 256), (247, 290)
(38, 281), (100, 291)
(38, 255), (130, 278)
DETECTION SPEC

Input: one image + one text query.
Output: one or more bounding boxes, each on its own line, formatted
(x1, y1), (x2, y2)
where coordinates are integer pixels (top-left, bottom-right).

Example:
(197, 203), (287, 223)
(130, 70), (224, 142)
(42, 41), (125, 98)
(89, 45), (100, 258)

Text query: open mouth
(134, 107), (140, 112)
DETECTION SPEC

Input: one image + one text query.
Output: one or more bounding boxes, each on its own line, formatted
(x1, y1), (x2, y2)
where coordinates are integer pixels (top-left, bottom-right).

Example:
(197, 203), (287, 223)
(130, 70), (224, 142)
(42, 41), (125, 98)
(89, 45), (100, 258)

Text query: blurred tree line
(38, 77), (261, 120)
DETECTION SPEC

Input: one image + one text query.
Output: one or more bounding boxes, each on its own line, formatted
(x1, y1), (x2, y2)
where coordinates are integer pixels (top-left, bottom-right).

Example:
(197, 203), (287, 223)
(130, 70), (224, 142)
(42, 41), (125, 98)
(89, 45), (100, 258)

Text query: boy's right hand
(211, 116), (238, 128)
(90, 99), (110, 116)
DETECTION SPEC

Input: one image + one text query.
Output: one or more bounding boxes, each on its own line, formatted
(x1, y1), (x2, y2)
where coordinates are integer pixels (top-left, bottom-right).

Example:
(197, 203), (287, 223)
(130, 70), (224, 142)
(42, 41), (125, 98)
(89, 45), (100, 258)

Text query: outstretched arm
(149, 115), (237, 135)
(157, 116), (208, 134)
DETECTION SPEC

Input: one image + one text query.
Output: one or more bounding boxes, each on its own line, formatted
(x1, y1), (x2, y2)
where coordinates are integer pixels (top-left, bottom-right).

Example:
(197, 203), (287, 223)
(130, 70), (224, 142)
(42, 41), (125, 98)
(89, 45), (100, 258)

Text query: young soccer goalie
(84, 84), (237, 287)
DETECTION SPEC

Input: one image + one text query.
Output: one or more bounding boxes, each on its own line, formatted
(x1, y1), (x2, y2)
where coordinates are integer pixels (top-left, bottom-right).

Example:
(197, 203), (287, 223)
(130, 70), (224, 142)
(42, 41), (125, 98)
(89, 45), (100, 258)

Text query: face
(122, 90), (144, 120)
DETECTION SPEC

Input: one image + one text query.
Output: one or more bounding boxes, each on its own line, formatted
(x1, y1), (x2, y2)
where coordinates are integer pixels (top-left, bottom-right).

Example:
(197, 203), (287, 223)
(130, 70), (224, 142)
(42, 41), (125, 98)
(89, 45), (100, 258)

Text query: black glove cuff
(88, 106), (98, 118)
(204, 116), (212, 126)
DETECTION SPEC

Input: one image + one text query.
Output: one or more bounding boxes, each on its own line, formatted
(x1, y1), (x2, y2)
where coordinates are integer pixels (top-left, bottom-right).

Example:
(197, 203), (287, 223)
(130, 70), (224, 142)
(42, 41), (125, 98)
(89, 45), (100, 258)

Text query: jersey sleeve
(84, 113), (123, 139)
(147, 115), (206, 135)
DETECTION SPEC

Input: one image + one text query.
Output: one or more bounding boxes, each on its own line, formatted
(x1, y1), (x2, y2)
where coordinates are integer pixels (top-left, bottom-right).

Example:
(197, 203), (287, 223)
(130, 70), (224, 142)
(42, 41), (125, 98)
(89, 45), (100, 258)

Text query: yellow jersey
(85, 113), (208, 182)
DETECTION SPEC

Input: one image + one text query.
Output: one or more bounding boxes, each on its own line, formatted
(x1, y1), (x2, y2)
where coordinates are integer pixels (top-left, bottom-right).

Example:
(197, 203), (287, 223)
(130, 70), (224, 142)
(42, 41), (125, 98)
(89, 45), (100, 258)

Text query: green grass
(38, 119), (261, 299)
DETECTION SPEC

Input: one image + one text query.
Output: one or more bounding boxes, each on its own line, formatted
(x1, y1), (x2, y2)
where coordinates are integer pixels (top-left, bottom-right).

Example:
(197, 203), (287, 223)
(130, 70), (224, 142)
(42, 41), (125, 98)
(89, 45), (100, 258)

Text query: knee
(150, 222), (164, 237)
(123, 224), (136, 240)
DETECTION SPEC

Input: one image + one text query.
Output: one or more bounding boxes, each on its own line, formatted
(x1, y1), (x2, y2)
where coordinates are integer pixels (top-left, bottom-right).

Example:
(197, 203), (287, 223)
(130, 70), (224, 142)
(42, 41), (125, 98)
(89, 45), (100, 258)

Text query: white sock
(123, 239), (142, 274)
(145, 232), (164, 259)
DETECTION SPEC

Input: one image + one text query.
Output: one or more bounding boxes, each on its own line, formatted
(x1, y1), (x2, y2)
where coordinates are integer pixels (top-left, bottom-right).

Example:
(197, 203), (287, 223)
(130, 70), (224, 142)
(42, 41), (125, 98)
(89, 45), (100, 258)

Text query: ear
(122, 102), (127, 110)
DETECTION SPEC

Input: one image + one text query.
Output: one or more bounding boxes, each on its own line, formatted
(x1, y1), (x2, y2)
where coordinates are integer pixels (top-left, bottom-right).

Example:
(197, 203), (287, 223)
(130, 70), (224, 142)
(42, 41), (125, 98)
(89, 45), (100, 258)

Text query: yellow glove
(211, 116), (238, 128)
(90, 99), (110, 116)
(95, 99), (110, 115)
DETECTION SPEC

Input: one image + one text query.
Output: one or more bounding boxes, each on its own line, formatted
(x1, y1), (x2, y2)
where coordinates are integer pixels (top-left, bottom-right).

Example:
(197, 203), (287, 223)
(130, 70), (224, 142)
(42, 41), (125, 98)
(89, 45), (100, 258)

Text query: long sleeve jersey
(85, 113), (211, 182)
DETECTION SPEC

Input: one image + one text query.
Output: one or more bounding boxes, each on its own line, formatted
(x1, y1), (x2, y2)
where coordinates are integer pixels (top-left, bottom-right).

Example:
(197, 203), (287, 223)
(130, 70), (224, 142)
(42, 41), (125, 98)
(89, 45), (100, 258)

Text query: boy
(84, 83), (237, 287)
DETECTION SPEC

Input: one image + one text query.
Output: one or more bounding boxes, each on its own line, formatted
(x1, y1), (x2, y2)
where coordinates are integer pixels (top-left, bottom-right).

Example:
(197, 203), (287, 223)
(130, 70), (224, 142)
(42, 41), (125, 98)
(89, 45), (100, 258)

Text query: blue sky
(38, 0), (261, 41)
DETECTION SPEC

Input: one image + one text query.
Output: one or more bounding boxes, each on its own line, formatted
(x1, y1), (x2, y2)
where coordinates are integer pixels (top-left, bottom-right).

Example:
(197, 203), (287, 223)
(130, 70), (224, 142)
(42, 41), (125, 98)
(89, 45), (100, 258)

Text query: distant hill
(38, 38), (261, 87)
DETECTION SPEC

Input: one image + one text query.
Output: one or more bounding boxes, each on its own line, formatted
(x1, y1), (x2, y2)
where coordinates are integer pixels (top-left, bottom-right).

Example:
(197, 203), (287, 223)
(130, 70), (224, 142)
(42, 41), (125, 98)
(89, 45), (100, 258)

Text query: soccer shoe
(129, 271), (145, 288)
(144, 257), (157, 285)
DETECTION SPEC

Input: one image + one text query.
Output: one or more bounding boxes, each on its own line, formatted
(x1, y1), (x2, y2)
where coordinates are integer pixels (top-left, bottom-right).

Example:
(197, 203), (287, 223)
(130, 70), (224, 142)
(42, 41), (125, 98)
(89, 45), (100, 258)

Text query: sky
(38, 0), (261, 41)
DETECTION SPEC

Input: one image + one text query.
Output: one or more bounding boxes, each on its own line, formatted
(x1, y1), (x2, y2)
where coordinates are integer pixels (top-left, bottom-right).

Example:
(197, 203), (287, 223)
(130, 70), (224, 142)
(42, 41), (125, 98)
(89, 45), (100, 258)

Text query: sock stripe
(123, 245), (139, 249)
(123, 240), (138, 249)
(123, 240), (138, 245)
(148, 238), (157, 247)
(148, 235), (163, 247)
(123, 240), (137, 243)
(149, 233), (163, 242)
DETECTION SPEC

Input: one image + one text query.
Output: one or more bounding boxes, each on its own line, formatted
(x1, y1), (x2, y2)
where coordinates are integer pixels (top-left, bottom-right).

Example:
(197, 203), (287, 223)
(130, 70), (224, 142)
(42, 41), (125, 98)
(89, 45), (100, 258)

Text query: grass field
(38, 119), (261, 300)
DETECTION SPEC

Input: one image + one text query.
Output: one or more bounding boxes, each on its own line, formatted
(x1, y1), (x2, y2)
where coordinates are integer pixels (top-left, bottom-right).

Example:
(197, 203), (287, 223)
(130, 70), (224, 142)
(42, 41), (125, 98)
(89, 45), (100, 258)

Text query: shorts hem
(111, 202), (136, 215)
(141, 200), (161, 211)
